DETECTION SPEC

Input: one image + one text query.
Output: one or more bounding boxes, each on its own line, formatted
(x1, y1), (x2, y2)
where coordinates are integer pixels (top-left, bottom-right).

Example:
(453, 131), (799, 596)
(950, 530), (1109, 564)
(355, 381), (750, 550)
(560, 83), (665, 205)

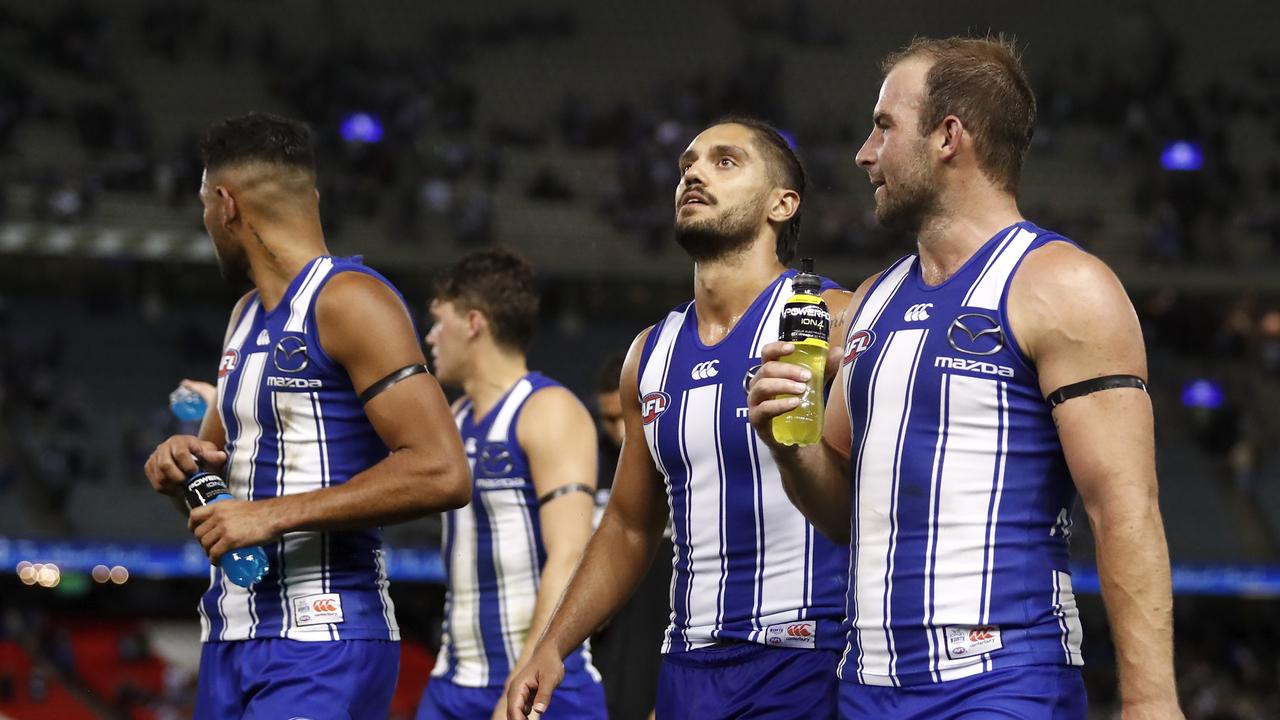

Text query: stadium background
(1, 0), (1278, 717)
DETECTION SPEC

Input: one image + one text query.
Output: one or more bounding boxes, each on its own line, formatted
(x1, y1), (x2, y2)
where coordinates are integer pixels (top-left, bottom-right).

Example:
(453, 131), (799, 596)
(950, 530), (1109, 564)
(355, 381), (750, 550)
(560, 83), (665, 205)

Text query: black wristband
(1046, 374), (1147, 409)
(359, 363), (429, 405)
(538, 483), (594, 506)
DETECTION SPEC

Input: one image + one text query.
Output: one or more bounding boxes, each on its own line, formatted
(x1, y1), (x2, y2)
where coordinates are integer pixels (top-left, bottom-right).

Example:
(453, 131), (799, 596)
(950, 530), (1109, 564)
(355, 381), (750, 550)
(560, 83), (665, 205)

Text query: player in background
(142, 112), (471, 719)
(418, 248), (605, 720)
(747, 37), (1181, 719)
(508, 117), (853, 720)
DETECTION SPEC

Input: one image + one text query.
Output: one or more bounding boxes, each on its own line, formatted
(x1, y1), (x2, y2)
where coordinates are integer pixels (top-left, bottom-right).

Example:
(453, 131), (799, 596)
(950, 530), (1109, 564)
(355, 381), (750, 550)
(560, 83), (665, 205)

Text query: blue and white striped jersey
(200, 256), (400, 643)
(638, 270), (849, 654)
(432, 373), (599, 688)
(838, 222), (1084, 687)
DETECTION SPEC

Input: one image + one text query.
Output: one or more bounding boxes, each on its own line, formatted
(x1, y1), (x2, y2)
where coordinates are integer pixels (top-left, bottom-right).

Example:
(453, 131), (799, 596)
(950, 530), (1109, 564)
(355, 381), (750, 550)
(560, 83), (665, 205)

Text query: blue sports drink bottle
(183, 471), (269, 587)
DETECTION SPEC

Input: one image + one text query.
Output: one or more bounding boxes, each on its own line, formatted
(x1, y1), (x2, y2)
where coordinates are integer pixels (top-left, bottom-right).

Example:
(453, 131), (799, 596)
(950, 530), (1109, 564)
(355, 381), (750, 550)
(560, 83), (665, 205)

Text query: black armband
(1046, 374), (1147, 409)
(538, 483), (594, 506)
(358, 363), (429, 405)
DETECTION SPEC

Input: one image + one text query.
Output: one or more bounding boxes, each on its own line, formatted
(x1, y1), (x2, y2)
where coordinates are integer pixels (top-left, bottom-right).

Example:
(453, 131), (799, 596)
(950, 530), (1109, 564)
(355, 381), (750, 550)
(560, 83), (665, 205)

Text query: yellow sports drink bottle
(772, 258), (830, 446)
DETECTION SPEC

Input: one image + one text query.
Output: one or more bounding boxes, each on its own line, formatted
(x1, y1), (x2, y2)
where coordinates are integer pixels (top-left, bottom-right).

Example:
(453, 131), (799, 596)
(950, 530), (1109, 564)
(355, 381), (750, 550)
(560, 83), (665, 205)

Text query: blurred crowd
(0, 3), (1277, 265)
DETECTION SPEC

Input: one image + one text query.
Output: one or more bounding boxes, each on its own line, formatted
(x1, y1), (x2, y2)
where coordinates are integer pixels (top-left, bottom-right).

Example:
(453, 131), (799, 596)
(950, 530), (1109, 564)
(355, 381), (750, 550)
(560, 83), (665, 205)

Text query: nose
(855, 129), (878, 170)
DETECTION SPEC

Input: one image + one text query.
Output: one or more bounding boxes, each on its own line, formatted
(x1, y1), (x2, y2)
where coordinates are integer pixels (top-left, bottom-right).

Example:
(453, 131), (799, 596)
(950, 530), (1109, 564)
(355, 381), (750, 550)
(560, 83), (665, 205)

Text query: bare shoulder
(314, 270), (406, 321)
(1009, 240), (1141, 365)
(516, 385), (594, 450)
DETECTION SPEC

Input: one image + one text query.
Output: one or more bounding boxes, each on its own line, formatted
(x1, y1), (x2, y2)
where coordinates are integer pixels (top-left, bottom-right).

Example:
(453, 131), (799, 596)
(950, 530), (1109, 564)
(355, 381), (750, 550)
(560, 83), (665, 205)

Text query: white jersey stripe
(674, 387), (697, 650)
(489, 380), (533, 441)
(283, 257), (332, 333)
(481, 490), (518, 668)
(640, 310), (686, 395)
(963, 228), (1037, 310)
(851, 258), (914, 332)
(960, 226), (1022, 308)
(923, 373), (951, 681)
(712, 384), (729, 637)
(1053, 571), (1085, 665)
(679, 387), (718, 647)
(925, 374), (1003, 679)
(883, 329), (930, 683)
(745, 424), (766, 642)
(644, 315), (683, 654)
(749, 277), (790, 357)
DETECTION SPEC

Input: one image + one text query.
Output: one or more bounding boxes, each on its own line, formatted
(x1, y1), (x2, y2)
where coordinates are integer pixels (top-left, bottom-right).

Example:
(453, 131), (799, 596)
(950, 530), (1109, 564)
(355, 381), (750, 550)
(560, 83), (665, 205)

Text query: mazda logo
(479, 443), (514, 475)
(273, 335), (310, 373)
(947, 314), (1004, 356)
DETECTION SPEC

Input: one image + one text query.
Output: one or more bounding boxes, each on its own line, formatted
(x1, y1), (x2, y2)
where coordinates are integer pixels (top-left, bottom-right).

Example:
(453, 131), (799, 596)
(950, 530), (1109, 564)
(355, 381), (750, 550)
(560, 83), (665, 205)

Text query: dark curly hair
(434, 247), (540, 352)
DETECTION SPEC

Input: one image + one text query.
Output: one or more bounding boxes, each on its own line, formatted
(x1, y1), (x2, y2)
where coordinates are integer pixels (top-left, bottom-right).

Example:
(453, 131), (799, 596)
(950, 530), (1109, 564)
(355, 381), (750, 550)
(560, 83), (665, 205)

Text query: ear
(216, 186), (240, 228)
(768, 188), (800, 225)
(464, 308), (488, 340)
(937, 115), (964, 163)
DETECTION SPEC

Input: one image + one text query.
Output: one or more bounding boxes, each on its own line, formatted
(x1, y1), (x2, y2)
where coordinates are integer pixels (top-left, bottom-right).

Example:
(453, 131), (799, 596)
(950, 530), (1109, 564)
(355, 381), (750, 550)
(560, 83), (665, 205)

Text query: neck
(462, 343), (529, 419)
(915, 183), (1022, 286)
(244, 215), (328, 311)
(690, 234), (787, 344)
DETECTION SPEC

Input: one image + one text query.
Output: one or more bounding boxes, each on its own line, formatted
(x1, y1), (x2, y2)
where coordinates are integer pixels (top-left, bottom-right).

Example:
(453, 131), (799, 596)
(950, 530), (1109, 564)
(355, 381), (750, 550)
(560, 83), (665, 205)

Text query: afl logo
(640, 391), (670, 425)
(843, 329), (876, 365)
(218, 349), (240, 378)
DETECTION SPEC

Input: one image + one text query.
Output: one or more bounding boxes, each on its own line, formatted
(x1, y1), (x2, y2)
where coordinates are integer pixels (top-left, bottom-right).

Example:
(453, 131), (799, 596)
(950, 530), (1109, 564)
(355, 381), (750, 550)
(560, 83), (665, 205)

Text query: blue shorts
(838, 664), (1086, 719)
(195, 639), (399, 720)
(656, 642), (840, 720)
(416, 670), (607, 720)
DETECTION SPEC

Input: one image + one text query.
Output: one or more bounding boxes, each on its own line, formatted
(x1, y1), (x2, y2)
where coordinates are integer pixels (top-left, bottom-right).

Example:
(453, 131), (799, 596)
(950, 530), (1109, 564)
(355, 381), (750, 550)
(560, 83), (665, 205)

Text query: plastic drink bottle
(772, 258), (831, 446)
(184, 471), (269, 587)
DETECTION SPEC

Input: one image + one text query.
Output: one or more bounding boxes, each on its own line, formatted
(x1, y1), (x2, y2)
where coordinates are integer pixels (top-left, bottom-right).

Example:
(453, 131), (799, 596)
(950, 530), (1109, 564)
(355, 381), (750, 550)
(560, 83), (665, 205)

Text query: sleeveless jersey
(200, 256), (401, 643)
(638, 269), (849, 654)
(432, 373), (599, 687)
(838, 221), (1084, 687)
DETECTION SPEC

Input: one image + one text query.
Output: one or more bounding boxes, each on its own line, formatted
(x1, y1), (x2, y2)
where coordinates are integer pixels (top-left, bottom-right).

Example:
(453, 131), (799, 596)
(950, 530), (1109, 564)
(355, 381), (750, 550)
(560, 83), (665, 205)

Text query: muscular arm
(189, 272), (471, 562)
(1010, 243), (1180, 719)
(507, 328), (669, 717)
(509, 387), (598, 676)
(747, 277), (877, 544)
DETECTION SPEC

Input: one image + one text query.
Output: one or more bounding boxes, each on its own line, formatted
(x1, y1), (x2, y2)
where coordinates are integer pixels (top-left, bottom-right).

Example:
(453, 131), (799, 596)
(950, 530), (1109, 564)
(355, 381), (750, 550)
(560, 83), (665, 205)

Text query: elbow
(438, 460), (471, 510)
(403, 449), (471, 514)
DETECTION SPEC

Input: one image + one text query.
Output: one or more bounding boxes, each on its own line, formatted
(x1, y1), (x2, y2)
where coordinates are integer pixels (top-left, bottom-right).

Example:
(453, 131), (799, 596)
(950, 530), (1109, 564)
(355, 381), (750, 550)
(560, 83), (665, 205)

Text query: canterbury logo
(903, 303), (933, 322)
(312, 599), (338, 613)
(690, 360), (720, 381)
(786, 624), (812, 638)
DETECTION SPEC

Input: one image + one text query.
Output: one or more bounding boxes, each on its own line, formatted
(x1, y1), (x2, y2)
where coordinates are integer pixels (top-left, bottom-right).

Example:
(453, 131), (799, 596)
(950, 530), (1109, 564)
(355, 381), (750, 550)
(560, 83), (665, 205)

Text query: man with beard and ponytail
(747, 37), (1181, 719)
(507, 117), (853, 720)
(142, 112), (471, 719)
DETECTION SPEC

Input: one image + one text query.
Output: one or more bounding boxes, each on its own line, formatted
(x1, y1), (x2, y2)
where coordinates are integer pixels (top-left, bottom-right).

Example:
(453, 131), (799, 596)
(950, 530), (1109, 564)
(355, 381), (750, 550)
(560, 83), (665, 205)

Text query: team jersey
(432, 373), (599, 688)
(638, 269), (849, 654)
(200, 255), (401, 643)
(838, 221), (1085, 687)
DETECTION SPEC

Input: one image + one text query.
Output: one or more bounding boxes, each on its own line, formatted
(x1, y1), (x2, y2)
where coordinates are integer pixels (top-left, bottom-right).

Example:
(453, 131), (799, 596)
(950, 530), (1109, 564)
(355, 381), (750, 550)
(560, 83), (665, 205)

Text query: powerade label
(184, 471), (230, 509)
(779, 298), (831, 346)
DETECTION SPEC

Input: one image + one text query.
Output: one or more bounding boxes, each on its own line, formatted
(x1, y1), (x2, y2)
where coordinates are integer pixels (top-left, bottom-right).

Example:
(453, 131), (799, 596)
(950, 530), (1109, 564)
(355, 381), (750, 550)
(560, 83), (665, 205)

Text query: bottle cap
(793, 257), (821, 294)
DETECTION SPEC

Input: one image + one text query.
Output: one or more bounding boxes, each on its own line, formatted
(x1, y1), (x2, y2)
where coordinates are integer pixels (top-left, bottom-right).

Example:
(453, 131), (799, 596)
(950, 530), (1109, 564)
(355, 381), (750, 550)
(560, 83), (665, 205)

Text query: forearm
(772, 441), (851, 544)
(1091, 497), (1177, 706)
(263, 446), (466, 534)
(535, 513), (661, 659)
